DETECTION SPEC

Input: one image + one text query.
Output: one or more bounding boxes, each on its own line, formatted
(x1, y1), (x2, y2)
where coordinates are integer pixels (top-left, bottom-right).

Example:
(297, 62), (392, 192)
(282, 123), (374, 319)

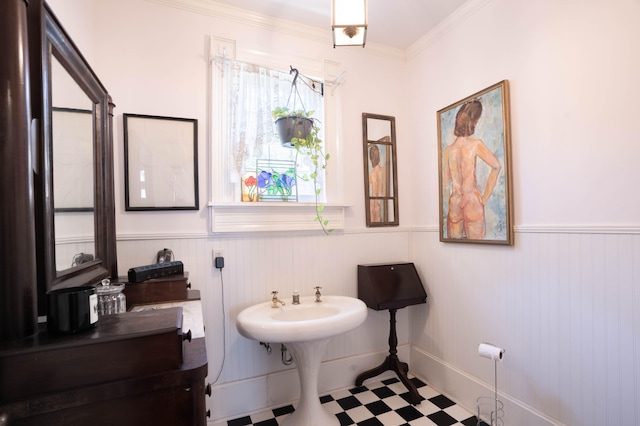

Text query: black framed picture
(123, 113), (199, 211)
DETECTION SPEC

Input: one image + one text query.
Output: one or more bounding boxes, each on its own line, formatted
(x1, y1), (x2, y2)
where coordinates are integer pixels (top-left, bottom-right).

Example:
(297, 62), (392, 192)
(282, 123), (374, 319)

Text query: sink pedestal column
(281, 337), (339, 426)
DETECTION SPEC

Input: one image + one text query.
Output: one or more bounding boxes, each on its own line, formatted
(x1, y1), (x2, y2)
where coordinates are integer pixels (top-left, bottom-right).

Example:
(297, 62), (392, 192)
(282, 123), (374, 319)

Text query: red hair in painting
(454, 100), (482, 137)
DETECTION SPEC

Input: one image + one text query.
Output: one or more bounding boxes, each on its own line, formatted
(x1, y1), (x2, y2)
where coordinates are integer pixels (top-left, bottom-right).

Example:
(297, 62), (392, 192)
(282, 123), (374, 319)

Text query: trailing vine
(272, 107), (332, 234)
(271, 67), (331, 234)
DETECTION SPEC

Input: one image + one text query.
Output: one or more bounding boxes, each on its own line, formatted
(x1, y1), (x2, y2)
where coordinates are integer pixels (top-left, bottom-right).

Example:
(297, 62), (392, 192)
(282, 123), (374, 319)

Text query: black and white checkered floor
(226, 377), (489, 426)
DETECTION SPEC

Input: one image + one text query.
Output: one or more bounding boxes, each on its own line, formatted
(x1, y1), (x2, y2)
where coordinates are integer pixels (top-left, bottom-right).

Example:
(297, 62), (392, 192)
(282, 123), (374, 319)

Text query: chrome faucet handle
(271, 290), (285, 308)
(314, 286), (322, 302)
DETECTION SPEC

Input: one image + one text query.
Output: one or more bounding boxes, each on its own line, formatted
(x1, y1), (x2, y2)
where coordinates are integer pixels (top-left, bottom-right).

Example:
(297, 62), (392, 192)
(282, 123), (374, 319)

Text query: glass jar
(96, 279), (126, 315)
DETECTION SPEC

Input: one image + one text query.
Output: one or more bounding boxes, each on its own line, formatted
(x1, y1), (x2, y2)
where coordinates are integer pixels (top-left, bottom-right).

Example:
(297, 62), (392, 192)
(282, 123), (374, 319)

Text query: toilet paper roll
(478, 343), (505, 361)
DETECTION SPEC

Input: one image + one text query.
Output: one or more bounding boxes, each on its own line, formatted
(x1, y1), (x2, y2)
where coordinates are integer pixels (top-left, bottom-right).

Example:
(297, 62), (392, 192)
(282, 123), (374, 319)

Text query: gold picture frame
(437, 80), (513, 244)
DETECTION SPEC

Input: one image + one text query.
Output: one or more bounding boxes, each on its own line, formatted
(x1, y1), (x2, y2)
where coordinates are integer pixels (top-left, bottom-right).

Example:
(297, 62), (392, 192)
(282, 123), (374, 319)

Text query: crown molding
(406, 0), (492, 60)
(145, 0), (405, 60)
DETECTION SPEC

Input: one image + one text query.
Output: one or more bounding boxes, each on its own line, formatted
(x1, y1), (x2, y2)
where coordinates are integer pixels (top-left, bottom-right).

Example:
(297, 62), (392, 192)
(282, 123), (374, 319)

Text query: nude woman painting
(438, 81), (513, 244)
(442, 100), (501, 239)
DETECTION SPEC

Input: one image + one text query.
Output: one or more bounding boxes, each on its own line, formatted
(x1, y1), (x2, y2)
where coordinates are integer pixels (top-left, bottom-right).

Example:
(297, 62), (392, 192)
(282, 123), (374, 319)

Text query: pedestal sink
(236, 295), (367, 426)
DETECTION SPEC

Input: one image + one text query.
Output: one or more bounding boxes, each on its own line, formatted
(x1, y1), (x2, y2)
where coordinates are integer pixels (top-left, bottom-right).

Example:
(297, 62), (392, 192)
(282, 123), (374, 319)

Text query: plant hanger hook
(290, 66), (299, 86)
(285, 66), (306, 113)
(285, 65), (324, 111)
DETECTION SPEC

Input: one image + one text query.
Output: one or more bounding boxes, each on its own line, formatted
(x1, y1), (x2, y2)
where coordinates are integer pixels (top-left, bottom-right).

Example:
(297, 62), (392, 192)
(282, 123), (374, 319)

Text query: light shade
(332, 0), (367, 47)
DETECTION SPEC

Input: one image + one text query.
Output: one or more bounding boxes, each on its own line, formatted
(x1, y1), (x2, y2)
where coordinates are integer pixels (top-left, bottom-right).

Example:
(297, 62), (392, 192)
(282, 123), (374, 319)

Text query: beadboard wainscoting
(116, 226), (639, 425)
(210, 345), (409, 423)
(116, 230), (413, 422)
(410, 228), (640, 426)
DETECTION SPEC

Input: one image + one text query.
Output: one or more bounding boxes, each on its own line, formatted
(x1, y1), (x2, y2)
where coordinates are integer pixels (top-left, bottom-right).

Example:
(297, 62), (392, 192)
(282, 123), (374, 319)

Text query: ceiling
(207, 0), (470, 49)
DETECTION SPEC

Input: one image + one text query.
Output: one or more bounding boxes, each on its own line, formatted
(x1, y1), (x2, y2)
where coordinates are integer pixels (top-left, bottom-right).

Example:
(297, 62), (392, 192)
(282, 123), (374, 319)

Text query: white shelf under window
(208, 202), (348, 233)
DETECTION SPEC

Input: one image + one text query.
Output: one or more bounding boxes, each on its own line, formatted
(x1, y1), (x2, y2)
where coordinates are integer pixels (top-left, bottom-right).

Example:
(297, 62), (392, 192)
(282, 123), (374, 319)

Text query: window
(209, 38), (346, 233)
(223, 61), (325, 203)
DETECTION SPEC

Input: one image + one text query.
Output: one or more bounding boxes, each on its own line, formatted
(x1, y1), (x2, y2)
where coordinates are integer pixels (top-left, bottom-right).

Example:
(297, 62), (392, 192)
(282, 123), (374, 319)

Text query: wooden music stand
(356, 263), (427, 405)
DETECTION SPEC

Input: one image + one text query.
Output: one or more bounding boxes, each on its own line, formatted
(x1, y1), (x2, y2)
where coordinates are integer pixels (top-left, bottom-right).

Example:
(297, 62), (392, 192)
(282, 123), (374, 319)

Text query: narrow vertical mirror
(51, 56), (96, 273)
(362, 113), (399, 227)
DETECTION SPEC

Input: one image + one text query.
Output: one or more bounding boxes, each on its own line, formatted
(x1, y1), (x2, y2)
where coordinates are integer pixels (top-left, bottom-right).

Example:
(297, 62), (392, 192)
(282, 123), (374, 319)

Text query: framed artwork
(437, 80), (513, 245)
(124, 114), (199, 211)
(362, 113), (399, 227)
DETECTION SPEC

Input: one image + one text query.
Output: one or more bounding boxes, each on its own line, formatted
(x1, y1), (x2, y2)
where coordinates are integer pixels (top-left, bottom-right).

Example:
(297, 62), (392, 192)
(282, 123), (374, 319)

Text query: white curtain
(223, 60), (324, 185)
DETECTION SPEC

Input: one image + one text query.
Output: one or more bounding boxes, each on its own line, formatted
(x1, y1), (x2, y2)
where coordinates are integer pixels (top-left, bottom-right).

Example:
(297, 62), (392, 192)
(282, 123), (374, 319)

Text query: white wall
(47, 0), (413, 421)
(407, 0), (640, 425)
(47, 0), (640, 424)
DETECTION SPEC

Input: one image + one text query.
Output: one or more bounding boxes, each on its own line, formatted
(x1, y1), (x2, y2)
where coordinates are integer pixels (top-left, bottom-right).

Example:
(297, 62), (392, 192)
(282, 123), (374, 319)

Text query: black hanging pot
(275, 116), (313, 147)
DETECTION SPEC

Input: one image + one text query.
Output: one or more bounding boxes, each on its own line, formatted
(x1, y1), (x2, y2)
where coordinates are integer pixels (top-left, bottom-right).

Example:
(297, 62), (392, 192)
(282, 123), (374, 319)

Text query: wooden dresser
(0, 275), (209, 425)
(1, 2), (208, 423)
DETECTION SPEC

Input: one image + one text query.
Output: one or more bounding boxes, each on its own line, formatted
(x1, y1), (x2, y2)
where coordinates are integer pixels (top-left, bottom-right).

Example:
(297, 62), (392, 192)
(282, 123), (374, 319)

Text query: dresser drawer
(0, 307), (184, 401)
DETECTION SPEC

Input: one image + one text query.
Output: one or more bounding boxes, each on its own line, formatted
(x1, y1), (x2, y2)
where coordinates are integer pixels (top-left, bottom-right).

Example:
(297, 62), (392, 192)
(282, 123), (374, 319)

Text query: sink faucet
(271, 291), (285, 308)
(314, 286), (322, 303)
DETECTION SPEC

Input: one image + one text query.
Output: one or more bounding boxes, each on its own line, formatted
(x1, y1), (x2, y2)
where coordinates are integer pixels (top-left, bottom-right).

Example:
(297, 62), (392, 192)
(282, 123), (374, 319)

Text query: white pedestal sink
(236, 295), (367, 426)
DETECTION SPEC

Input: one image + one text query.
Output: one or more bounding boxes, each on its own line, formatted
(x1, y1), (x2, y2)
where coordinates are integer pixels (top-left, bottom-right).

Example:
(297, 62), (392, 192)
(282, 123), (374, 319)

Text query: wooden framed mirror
(33, 2), (117, 315)
(362, 113), (399, 227)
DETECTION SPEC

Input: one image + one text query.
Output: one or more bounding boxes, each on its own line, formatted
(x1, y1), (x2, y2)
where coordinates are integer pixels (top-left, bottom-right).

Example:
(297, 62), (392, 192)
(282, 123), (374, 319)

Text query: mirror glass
(362, 113), (399, 227)
(51, 56), (96, 273)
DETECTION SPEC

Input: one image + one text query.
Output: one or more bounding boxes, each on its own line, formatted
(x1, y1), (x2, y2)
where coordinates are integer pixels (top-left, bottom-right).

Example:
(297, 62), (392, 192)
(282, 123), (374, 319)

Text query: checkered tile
(226, 377), (490, 426)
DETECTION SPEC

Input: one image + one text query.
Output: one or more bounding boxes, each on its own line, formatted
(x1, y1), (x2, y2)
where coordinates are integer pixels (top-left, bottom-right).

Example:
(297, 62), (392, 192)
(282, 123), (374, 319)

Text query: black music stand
(356, 263), (427, 405)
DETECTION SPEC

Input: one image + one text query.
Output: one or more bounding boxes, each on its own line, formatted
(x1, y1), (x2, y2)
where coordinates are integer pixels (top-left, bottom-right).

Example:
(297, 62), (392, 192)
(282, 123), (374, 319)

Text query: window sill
(208, 202), (348, 233)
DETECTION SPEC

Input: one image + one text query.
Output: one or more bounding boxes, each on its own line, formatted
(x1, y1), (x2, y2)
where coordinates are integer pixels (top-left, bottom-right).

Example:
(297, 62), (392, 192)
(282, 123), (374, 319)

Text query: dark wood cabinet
(123, 273), (192, 307)
(0, 285), (209, 425)
(1, 0), (208, 422)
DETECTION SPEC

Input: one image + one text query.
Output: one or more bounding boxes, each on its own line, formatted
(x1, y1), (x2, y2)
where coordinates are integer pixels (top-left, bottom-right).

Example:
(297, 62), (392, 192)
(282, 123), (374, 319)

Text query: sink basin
(236, 295), (367, 426)
(273, 305), (340, 321)
(236, 295), (367, 343)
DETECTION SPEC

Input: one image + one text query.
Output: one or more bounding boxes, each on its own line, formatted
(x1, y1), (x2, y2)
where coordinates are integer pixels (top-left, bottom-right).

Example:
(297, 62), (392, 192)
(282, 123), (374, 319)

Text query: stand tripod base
(355, 354), (421, 405)
(354, 309), (422, 405)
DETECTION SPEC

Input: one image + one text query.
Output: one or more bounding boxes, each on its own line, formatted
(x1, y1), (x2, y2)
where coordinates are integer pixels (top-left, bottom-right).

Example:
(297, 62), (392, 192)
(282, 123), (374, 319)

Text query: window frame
(208, 37), (346, 234)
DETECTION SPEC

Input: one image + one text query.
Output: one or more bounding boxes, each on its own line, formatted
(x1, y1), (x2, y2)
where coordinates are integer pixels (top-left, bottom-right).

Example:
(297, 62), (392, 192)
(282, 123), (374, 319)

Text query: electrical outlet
(213, 249), (224, 264)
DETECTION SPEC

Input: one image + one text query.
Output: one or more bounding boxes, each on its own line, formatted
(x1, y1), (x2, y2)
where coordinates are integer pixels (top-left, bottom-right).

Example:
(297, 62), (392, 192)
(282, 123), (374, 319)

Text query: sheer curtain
(223, 60), (324, 201)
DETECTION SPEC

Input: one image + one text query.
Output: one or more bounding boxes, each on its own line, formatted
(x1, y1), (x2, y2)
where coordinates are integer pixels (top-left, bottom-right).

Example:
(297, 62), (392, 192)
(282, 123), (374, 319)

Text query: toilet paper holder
(477, 343), (505, 426)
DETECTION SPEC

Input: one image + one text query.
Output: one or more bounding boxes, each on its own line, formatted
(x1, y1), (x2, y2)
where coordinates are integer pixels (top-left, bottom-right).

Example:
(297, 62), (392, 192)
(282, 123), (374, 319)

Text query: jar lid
(96, 278), (125, 295)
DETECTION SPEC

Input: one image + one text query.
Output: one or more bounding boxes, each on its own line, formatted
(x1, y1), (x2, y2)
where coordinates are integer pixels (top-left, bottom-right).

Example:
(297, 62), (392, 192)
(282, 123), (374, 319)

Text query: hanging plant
(272, 106), (314, 147)
(271, 67), (331, 234)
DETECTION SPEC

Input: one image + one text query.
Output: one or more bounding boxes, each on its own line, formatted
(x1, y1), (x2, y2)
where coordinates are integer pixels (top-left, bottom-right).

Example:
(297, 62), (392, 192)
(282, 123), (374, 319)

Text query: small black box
(127, 261), (184, 283)
(215, 256), (224, 269)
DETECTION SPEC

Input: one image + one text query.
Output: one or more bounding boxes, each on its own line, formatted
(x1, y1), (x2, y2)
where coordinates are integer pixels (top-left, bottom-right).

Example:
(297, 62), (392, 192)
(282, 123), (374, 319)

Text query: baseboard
(409, 346), (566, 426)
(208, 345), (408, 423)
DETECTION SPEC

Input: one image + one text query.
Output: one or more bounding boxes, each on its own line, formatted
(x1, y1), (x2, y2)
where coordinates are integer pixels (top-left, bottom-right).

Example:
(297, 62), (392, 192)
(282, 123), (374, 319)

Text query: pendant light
(331, 0), (367, 47)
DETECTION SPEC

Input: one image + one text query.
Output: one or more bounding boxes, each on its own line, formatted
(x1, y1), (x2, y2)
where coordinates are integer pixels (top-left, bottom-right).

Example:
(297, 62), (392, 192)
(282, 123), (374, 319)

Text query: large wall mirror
(362, 113), (399, 227)
(34, 2), (117, 314)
